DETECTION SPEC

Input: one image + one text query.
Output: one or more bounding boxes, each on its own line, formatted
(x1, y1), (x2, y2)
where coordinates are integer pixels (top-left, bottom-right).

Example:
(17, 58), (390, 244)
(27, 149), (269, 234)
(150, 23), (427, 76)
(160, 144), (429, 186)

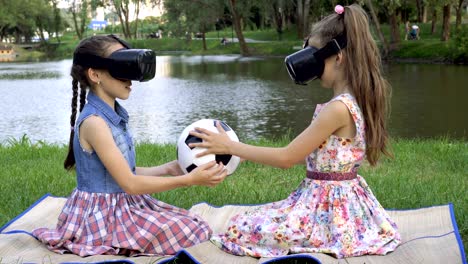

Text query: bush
(450, 26), (468, 64)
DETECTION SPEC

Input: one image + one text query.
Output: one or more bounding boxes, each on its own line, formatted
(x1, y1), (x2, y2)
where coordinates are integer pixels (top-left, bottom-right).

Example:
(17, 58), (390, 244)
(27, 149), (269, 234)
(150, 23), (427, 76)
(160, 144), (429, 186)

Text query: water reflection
(0, 57), (466, 145)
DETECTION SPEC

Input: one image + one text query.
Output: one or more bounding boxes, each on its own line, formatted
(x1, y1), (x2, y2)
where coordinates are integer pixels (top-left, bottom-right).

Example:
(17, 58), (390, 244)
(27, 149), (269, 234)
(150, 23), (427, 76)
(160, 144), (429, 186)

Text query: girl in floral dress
(190, 4), (401, 259)
(32, 35), (227, 256)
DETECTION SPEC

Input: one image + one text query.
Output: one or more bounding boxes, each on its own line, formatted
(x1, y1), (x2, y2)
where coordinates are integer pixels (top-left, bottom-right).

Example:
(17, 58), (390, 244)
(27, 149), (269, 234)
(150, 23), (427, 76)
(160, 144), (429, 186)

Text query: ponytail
(342, 4), (392, 165)
(309, 4), (392, 166)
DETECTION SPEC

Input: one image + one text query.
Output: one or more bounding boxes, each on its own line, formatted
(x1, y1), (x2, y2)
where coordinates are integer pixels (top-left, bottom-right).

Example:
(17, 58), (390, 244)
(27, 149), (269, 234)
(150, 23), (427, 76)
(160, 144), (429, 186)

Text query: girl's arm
(136, 160), (184, 176)
(80, 116), (227, 195)
(191, 101), (353, 169)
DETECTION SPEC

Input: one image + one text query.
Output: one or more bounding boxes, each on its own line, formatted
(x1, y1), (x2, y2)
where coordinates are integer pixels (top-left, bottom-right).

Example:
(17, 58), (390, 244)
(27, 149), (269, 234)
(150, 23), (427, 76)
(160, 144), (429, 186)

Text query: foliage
(163, 0), (224, 38)
(450, 26), (468, 63)
(1, 0), (467, 62)
(0, 0), (66, 43)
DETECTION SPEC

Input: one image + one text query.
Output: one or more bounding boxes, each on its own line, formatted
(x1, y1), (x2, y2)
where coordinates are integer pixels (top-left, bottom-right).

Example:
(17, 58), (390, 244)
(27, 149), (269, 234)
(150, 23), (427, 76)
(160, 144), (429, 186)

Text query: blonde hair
(308, 4), (392, 166)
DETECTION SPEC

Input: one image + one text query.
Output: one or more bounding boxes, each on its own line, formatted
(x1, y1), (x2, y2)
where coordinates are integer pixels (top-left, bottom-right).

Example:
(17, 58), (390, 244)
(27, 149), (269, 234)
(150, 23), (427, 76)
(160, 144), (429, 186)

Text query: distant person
(404, 21), (410, 40)
(410, 24), (420, 40)
(221, 37), (228, 45)
(31, 34), (227, 257)
(191, 4), (401, 259)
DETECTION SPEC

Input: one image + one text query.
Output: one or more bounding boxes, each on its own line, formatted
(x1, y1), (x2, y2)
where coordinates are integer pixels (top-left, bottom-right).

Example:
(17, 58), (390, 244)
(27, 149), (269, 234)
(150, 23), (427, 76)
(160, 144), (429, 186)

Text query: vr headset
(73, 34), (156, 82)
(284, 34), (347, 85)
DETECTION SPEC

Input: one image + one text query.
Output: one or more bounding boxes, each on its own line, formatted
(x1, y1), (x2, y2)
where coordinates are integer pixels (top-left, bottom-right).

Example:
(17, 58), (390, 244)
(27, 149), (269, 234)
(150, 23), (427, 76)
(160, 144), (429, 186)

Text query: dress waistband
(306, 171), (357, 181)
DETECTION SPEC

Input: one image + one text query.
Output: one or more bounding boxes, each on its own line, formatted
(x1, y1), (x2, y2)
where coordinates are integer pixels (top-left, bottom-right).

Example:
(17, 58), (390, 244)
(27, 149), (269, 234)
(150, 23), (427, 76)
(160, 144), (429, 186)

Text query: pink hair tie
(335, 5), (344, 15)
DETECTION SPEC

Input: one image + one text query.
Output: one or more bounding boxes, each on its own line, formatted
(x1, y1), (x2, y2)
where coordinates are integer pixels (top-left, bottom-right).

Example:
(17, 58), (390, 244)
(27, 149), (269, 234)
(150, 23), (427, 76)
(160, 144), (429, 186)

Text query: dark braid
(63, 35), (121, 170)
(79, 84), (87, 112)
(64, 79), (79, 170)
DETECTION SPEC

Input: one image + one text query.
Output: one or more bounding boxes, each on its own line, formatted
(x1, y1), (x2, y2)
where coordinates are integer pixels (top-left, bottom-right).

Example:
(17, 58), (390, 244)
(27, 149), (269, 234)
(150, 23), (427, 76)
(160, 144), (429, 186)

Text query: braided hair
(64, 35), (120, 170)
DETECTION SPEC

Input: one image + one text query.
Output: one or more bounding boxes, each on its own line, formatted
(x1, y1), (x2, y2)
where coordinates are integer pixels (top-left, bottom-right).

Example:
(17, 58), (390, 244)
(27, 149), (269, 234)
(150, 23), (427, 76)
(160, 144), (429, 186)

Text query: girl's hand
(189, 121), (233, 157)
(188, 161), (227, 187)
(166, 160), (185, 176)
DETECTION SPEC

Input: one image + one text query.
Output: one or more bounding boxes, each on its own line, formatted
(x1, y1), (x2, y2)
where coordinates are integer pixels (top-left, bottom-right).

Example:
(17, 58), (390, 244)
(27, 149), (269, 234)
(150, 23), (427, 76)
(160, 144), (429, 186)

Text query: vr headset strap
(314, 34), (347, 61)
(73, 34), (131, 69)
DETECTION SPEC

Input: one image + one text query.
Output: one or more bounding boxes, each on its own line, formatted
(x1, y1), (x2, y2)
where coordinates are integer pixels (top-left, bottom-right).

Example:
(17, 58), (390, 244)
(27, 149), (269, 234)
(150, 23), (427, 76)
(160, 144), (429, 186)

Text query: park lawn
(0, 137), (466, 255)
(41, 22), (466, 63)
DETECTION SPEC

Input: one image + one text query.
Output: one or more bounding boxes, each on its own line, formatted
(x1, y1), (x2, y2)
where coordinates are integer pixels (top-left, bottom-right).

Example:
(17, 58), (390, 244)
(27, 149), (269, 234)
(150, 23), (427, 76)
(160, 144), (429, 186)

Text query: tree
(271, 0), (285, 40)
(69, 0), (94, 40)
(454, 0), (466, 31)
(253, 0), (295, 40)
(365, 0), (389, 56)
(296, 0), (311, 39)
(430, 5), (438, 34)
(0, 0), (16, 42)
(425, 0), (443, 35)
(441, 3), (451, 41)
(164, 0), (223, 50)
(106, 0), (161, 39)
(50, 0), (65, 43)
(108, 0), (133, 38)
(226, 0), (251, 56)
(415, 0), (425, 22)
(33, 0), (62, 43)
(10, 0), (38, 43)
(382, 0), (401, 48)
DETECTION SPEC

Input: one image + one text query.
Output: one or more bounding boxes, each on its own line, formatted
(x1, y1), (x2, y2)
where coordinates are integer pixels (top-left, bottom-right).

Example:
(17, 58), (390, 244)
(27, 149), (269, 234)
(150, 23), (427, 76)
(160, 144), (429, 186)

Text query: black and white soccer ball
(177, 119), (241, 175)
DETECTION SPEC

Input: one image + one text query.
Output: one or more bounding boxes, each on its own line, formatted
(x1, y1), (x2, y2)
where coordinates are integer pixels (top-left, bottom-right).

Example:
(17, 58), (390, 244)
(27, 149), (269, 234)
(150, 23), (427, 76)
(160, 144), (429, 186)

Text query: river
(0, 55), (466, 145)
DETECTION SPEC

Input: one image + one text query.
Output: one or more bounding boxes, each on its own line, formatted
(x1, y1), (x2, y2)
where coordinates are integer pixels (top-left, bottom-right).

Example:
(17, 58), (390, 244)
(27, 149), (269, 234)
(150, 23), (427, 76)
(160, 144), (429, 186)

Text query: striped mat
(0, 194), (465, 264)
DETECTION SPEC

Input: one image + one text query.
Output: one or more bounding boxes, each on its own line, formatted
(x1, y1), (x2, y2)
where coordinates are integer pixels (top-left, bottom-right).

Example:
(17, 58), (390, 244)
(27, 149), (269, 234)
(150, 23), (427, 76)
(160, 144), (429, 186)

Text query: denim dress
(32, 92), (211, 257)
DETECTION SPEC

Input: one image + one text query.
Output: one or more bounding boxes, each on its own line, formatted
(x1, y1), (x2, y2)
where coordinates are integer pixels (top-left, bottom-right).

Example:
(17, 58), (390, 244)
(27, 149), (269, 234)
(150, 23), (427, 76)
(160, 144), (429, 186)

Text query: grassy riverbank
(14, 22), (465, 64)
(0, 137), (466, 255)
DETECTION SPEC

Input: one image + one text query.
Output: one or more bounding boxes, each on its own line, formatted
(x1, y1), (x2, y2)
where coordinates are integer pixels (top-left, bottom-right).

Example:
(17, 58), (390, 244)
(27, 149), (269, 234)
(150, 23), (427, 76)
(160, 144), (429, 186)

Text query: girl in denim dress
(190, 4), (401, 259)
(32, 35), (227, 257)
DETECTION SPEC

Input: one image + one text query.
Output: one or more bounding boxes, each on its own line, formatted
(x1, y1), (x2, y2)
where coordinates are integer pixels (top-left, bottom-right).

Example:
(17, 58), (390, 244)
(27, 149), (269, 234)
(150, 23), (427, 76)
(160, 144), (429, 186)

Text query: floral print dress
(210, 93), (401, 258)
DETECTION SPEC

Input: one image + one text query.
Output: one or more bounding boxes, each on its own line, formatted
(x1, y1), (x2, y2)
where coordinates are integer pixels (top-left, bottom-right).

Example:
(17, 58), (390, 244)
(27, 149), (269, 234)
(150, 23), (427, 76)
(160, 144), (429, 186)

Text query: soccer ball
(177, 119), (241, 175)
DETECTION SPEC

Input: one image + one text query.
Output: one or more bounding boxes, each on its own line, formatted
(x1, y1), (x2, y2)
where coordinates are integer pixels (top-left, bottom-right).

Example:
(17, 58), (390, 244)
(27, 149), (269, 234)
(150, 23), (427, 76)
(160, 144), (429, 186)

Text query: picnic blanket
(0, 194), (465, 264)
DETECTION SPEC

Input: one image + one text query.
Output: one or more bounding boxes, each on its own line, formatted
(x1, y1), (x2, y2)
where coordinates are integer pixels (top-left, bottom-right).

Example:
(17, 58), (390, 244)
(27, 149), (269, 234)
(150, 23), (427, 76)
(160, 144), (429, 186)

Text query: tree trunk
(202, 25), (207, 51)
(272, 2), (284, 40)
(302, 0), (311, 38)
(416, 0), (424, 22)
(365, 0), (389, 56)
(296, 0), (303, 39)
(113, 0), (132, 39)
(71, 11), (82, 40)
(0, 26), (5, 42)
(389, 11), (400, 48)
(423, 5), (427, 22)
(123, 3), (131, 39)
(431, 8), (437, 35)
(37, 21), (46, 43)
(133, 0), (140, 39)
(228, 0), (251, 56)
(441, 4), (451, 41)
(455, 0), (464, 31)
(53, 2), (62, 44)
(70, 0), (86, 40)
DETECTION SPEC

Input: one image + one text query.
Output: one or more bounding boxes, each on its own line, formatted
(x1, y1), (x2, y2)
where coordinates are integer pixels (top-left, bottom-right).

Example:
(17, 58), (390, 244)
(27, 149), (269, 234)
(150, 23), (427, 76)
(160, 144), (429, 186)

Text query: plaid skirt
(32, 189), (212, 257)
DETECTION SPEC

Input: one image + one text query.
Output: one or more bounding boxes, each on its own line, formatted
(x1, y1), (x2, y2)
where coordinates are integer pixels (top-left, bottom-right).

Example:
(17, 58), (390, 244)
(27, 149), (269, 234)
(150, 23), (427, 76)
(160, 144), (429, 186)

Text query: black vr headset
(284, 34), (347, 85)
(73, 34), (156, 82)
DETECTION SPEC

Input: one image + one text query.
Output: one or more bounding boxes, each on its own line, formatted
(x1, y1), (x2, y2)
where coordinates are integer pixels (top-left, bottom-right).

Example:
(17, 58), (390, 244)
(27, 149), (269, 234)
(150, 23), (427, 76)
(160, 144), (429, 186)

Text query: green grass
(0, 137), (466, 258)
(0, 71), (61, 80)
